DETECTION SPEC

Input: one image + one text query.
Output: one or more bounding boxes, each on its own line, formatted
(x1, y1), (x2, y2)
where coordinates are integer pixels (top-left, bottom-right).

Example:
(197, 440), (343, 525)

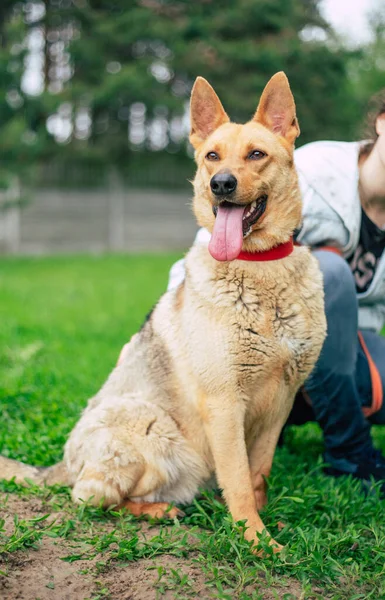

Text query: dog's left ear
(254, 72), (300, 143)
(190, 77), (230, 148)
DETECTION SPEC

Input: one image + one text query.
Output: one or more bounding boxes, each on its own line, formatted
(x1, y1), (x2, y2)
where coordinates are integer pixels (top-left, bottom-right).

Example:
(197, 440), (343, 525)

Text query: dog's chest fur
(181, 245), (325, 400)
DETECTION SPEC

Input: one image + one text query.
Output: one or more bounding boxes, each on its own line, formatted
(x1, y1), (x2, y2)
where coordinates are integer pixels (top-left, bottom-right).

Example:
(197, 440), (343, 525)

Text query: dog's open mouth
(212, 195), (268, 237)
(240, 195), (268, 237)
(209, 195), (268, 262)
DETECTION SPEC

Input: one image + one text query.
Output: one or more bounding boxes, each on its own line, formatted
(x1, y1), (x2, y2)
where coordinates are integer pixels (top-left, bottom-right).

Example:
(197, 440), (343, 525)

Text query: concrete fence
(0, 179), (21, 254)
(0, 184), (197, 255)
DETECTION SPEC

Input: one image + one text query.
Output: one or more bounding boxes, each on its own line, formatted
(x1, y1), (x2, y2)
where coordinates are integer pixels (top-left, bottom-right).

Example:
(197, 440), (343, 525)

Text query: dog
(0, 72), (326, 551)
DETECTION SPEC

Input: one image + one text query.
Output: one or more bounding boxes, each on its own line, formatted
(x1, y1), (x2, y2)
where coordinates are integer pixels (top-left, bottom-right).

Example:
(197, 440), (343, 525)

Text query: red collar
(237, 237), (294, 261)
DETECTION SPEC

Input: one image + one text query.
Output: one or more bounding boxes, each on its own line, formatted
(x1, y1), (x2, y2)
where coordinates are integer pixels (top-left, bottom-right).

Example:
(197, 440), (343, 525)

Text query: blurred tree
(348, 2), (385, 138)
(162, 0), (360, 142)
(0, 0), (380, 186)
(0, 2), (60, 185)
(58, 0), (360, 159)
(0, 2), (34, 183)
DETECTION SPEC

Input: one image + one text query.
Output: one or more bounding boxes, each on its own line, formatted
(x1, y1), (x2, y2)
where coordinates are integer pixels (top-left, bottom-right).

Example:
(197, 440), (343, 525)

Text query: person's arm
(168, 258), (186, 291)
(167, 228), (210, 291)
(295, 171), (349, 250)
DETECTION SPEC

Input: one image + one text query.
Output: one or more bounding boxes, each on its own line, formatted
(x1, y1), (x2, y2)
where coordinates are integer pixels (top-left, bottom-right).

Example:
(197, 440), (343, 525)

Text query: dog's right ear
(190, 77), (229, 149)
(254, 72), (300, 144)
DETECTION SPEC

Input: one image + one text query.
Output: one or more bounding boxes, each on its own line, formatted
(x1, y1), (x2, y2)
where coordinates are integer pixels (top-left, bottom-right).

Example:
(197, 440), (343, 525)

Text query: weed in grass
(152, 565), (196, 598)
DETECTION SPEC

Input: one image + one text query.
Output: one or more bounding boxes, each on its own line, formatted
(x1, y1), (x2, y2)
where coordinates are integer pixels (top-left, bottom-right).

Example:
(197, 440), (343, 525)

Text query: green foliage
(61, 0), (357, 148)
(0, 0), (382, 185)
(348, 4), (385, 133)
(0, 254), (179, 464)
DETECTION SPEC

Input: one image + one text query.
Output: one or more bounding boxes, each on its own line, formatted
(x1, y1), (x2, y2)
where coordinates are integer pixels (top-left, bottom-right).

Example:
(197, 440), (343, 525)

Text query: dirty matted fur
(0, 73), (326, 550)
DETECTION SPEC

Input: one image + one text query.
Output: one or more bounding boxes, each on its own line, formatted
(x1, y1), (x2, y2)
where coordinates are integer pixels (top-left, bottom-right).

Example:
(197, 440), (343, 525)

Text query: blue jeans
(288, 251), (385, 469)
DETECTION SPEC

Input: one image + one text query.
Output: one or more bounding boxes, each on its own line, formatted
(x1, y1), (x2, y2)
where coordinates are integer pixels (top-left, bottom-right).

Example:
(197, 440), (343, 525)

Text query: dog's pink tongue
(208, 204), (244, 261)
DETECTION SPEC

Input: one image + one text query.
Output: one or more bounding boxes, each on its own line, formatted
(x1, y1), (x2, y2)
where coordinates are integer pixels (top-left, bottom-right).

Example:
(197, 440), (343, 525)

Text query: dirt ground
(0, 494), (305, 600)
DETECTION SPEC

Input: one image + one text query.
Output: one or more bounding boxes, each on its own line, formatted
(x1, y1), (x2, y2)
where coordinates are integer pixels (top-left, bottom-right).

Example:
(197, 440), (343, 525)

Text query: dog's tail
(0, 456), (70, 487)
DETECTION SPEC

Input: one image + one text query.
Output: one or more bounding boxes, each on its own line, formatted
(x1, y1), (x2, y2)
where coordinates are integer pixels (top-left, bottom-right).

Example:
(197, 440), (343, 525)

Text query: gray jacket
(295, 140), (385, 333)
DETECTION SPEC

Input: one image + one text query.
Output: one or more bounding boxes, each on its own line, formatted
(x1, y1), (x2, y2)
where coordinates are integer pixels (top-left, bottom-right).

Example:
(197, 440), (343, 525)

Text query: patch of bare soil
(1, 493), (305, 600)
(102, 555), (210, 599)
(1, 494), (48, 533)
(0, 493), (95, 600)
(102, 556), (305, 599)
(0, 539), (96, 600)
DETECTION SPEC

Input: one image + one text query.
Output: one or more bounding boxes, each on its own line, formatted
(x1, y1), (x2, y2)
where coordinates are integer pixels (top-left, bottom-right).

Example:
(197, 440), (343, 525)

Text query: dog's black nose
(210, 173), (237, 196)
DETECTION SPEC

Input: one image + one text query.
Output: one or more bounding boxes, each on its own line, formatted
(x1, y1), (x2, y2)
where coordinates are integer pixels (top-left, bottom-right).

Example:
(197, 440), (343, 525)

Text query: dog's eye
(206, 151), (219, 161)
(248, 150), (266, 160)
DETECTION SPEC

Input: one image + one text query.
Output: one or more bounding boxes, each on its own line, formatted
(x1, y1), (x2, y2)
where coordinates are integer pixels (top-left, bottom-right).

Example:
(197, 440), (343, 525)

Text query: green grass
(1, 255), (385, 600)
(0, 254), (176, 465)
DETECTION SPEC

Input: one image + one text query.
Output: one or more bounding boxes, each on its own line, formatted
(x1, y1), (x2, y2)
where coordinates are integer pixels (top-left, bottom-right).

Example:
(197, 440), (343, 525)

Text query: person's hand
(116, 334), (138, 366)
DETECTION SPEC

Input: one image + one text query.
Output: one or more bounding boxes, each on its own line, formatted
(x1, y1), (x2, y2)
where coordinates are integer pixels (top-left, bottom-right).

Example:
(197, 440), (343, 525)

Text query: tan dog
(0, 73), (326, 550)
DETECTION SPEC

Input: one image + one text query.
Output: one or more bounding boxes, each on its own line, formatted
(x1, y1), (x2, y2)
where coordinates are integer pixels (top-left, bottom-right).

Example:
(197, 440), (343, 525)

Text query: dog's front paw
(72, 473), (122, 507)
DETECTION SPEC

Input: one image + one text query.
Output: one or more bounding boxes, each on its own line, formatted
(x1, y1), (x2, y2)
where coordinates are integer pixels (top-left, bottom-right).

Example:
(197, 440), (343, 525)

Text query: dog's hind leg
(71, 461), (145, 508)
(66, 395), (206, 514)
